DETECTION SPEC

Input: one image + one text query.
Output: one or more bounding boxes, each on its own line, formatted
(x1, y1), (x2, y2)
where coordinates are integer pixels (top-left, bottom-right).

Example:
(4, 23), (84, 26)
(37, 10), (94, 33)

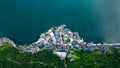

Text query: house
(53, 51), (67, 60)
(0, 39), (3, 46)
(71, 40), (80, 47)
(49, 32), (56, 42)
(81, 45), (89, 51)
(47, 38), (53, 43)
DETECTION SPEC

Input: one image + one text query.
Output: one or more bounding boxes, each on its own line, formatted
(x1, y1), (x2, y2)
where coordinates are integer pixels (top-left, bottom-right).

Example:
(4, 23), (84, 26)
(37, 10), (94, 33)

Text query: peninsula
(0, 24), (120, 68)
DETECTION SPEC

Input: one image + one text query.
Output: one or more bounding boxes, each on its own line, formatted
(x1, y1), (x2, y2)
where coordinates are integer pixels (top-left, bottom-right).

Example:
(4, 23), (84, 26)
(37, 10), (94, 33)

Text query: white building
(53, 51), (67, 60)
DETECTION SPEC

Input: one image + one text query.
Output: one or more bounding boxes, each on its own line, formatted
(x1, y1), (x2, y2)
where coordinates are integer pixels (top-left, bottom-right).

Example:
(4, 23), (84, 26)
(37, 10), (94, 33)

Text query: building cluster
(79, 42), (120, 52)
(0, 25), (120, 56)
(0, 37), (16, 48)
(32, 24), (84, 51)
(32, 25), (120, 53)
(18, 45), (40, 54)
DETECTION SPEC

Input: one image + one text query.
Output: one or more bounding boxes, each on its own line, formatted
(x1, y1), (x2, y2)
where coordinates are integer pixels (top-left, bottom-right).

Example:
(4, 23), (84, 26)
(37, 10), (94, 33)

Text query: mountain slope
(0, 43), (120, 68)
(0, 43), (65, 68)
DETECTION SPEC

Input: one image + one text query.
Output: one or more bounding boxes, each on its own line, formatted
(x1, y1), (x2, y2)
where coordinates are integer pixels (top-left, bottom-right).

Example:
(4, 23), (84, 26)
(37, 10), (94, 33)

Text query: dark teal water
(0, 0), (120, 44)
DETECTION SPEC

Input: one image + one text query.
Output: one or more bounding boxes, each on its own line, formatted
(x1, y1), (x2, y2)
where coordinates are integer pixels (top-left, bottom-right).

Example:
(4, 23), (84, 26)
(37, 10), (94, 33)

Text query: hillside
(0, 43), (65, 68)
(0, 43), (120, 68)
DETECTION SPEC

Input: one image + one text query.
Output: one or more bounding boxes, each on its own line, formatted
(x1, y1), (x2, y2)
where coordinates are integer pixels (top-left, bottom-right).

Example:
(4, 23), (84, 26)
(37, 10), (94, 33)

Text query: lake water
(0, 0), (120, 44)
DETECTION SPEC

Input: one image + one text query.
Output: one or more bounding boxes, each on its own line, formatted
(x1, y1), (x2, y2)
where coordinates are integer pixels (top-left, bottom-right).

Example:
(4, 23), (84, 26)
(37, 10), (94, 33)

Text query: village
(0, 25), (120, 60)
(32, 24), (120, 52)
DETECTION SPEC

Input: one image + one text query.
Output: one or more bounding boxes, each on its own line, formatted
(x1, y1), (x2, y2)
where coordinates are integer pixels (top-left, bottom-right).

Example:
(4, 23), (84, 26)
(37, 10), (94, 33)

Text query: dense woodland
(0, 43), (120, 68)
